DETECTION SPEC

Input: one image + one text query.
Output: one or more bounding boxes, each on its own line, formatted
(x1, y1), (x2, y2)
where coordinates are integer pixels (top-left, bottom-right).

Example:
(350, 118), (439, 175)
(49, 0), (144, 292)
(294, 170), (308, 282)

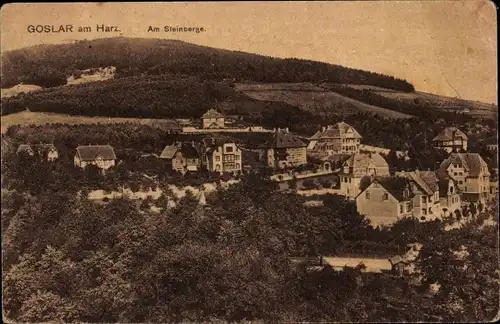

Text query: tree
(415, 208), (499, 321)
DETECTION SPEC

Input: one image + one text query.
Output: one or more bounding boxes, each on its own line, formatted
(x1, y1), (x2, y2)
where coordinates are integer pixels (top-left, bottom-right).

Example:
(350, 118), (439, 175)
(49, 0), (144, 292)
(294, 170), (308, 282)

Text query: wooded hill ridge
(1, 37), (415, 91)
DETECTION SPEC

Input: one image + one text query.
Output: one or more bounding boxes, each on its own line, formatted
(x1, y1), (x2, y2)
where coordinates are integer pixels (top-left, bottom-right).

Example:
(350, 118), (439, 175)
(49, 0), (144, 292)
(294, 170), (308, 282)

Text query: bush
(302, 179), (317, 190)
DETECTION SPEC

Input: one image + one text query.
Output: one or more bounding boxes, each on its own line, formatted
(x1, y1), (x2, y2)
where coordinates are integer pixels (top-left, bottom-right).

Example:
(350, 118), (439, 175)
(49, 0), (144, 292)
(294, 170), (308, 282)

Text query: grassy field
(235, 83), (413, 119)
(1, 111), (180, 133)
(372, 90), (497, 118)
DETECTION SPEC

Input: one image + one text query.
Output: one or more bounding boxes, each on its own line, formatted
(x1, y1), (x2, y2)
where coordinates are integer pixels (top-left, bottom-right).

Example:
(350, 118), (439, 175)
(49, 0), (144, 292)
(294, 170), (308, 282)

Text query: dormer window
(382, 193), (388, 201)
(403, 188), (409, 198)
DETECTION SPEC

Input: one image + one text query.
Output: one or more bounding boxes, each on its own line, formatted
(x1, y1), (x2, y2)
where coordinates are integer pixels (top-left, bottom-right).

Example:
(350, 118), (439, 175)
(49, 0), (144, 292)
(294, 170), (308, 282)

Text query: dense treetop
(1, 37), (415, 91)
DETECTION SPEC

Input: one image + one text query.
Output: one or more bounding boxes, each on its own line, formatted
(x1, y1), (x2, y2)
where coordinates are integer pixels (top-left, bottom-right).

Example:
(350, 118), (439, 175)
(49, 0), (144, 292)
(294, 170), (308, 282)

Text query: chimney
(285, 127), (289, 133)
(321, 126), (326, 132)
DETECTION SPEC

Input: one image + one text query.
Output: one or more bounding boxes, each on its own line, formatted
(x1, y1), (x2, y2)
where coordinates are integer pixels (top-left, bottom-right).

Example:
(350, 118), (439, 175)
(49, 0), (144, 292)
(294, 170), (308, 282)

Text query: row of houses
(17, 144), (117, 170)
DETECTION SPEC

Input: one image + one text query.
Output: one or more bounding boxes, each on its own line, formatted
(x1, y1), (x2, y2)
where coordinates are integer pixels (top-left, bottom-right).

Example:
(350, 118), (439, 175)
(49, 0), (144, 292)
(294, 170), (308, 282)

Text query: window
(450, 186), (454, 193)
(464, 186), (467, 192)
(453, 172), (457, 176)
(382, 193), (388, 201)
(216, 156), (221, 162)
(374, 183), (380, 188)
(422, 209), (427, 215)
(459, 172), (463, 176)
(226, 146), (234, 153)
(400, 204), (404, 213)
(344, 177), (348, 183)
(459, 180), (463, 184)
(422, 196), (427, 203)
(365, 191), (370, 199)
(429, 196), (432, 202)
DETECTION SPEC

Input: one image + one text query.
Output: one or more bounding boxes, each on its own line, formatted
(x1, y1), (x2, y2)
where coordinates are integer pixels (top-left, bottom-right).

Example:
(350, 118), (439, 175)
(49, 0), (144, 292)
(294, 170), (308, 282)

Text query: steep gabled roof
(310, 122), (362, 140)
(17, 144), (57, 155)
(343, 153), (389, 176)
(266, 130), (306, 149)
(375, 176), (415, 202)
(16, 144), (34, 154)
(402, 171), (438, 196)
(180, 143), (200, 159)
(436, 169), (461, 197)
(202, 109), (224, 119)
(76, 145), (116, 161)
(159, 145), (179, 159)
(160, 142), (200, 159)
(439, 153), (489, 177)
(433, 127), (468, 141)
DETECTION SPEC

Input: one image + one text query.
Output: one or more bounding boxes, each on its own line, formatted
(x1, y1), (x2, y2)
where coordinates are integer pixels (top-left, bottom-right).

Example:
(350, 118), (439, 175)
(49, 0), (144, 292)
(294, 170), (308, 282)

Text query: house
(356, 176), (414, 226)
(439, 153), (490, 201)
(340, 153), (390, 199)
(74, 145), (116, 169)
(432, 127), (468, 153)
(17, 144), (59, 161)
(436, 170), (462, 216)
(308, 122), (362, 155)
(204, 140), (243, 174)
(388, 255), (409, 276)
(483, 135), (498, 152)
(265, 128), (307, 169)
(356, 170), (453, 226)
(201, 109), (225, 129)
(159, 142), (201, 173)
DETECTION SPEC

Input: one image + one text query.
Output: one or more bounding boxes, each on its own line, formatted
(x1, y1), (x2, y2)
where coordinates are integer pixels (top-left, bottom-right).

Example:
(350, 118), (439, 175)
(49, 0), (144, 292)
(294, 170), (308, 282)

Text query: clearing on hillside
(235, 82), (413, 119)
(1, 111), (180, 134)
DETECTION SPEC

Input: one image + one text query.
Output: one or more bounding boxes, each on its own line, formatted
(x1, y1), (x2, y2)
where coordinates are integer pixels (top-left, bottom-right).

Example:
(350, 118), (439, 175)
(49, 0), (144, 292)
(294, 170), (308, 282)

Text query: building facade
(201, 109), (225, 129)
(74, 145), (116, 169)
(17, 144), (59, 161)
(205, 142), (243, 174)
(339, 153), (390, 199)
(356, 170), (460, 226)
(439, 153), (490, 201)
(265, 128), (307, 169)
(432, 127), (468, 153)
(308, 122), (362, 155)
(159, 142), (201, 173)
(356, 177), (414, 227)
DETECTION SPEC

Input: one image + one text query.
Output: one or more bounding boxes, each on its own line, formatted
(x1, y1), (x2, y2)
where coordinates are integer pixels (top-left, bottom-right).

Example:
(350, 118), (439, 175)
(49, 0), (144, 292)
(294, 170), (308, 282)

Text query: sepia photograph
(1, 1), (498, 323)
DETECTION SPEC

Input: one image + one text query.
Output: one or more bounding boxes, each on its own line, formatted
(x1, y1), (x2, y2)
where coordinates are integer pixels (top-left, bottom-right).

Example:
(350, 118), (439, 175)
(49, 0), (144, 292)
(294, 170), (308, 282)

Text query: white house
(74, 145), (116, 169)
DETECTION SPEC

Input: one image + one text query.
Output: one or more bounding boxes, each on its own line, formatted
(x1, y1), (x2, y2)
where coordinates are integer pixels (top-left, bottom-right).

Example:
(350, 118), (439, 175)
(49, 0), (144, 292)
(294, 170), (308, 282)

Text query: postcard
(1, 2), (498, 323)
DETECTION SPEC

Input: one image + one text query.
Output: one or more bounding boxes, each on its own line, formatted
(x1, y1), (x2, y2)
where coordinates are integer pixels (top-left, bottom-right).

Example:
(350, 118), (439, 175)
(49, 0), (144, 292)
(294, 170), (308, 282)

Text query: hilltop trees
(2, 37), (415, 91)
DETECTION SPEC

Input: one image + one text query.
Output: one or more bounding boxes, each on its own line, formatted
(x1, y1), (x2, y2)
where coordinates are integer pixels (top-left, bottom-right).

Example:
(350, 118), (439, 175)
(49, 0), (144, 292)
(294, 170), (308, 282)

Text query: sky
(1, 1), (497, 104)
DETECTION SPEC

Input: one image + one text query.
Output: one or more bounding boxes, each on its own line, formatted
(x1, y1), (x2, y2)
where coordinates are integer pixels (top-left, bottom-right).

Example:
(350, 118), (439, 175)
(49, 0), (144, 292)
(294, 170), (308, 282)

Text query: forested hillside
(1, 37), (414, 91)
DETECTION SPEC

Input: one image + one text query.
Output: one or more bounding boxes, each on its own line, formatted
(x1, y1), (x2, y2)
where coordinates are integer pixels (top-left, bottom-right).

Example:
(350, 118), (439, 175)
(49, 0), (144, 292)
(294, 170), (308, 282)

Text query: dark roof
(370, 176), (415, 201)
(202, 109), (224, 119)
(310, 122), (362, 140)
(76, 145), (116, 161)
(159, 142), (200, 159)
(433, 127), (468, 141)
(439, 153), (489, 177)
(436, 169), (460, 197)
(17, 144), (57, 155)
(180, 143), (200, 159)
(407, 171), (438, 195)
(266, 130), (306, 149)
